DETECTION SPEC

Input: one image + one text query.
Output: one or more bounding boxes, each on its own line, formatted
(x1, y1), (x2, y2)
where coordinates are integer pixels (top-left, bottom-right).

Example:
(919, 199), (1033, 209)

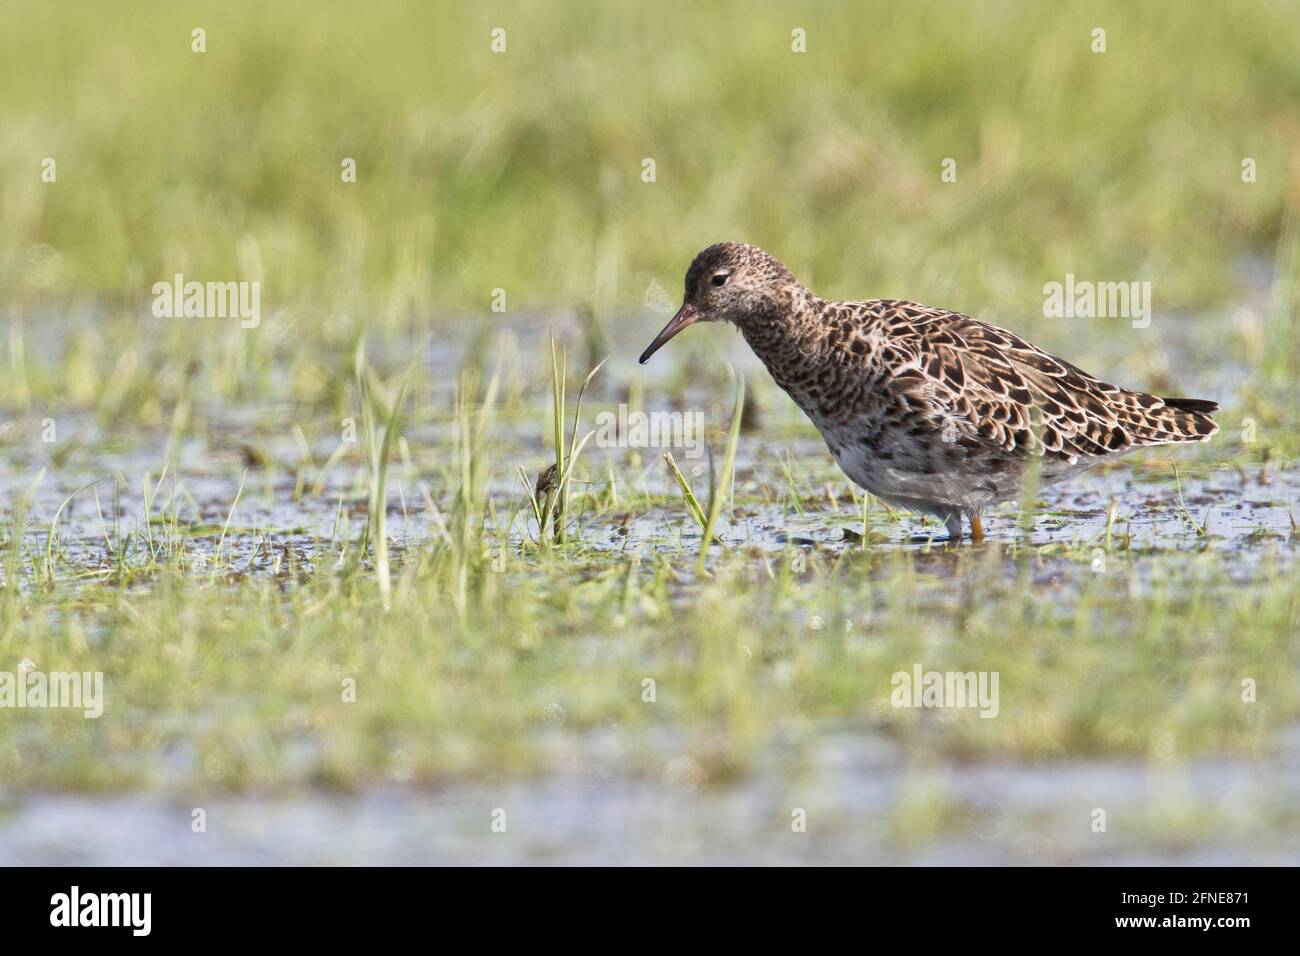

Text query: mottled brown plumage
(640, 242), (1219, 540)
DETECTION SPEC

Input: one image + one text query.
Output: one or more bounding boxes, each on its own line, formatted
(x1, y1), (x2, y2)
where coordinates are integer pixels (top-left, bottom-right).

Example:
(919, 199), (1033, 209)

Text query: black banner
(0, 866), (1282, 941)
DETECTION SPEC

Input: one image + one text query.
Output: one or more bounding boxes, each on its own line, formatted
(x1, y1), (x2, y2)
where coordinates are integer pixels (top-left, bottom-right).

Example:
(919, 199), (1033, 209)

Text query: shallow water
(2, 401), (1294, 596)
(3, 726), (1298, 865)
(3, 272), (1292, 588)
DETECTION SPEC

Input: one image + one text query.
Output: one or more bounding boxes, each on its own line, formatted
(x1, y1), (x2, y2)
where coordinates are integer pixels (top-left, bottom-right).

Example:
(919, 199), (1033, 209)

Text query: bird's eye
(711, 272), (730, 287)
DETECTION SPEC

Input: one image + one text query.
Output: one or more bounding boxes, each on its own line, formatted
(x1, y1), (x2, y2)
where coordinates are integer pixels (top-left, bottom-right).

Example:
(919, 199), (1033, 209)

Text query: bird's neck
(733, 287), (832, 403)
(735, 289), (827, 373)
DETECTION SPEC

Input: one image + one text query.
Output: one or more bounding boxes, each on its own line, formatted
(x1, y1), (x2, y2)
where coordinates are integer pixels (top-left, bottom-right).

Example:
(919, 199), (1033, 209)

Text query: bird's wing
(869, 301), (1207, 463)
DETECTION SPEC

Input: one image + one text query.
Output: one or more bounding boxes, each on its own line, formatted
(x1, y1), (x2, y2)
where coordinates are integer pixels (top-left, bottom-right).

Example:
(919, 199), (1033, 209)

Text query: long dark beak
(638, 304), (701, 365)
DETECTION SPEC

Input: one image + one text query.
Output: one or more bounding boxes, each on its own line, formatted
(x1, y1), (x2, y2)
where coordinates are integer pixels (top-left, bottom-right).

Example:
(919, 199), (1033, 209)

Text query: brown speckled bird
(639, 242), (1219, 541)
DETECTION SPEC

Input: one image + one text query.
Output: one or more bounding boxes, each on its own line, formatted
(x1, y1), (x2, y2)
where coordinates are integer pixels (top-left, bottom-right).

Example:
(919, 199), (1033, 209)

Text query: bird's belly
(820, 424), (1020, 514)
(834, 443), (986, 510)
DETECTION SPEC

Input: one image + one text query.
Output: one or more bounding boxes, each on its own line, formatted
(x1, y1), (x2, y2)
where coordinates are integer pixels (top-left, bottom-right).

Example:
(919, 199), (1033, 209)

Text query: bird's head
(639, 242), (798, 364)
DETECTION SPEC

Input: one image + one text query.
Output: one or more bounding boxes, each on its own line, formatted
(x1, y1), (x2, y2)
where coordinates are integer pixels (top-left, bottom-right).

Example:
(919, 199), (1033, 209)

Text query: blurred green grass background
(2, 0), (1298, 326)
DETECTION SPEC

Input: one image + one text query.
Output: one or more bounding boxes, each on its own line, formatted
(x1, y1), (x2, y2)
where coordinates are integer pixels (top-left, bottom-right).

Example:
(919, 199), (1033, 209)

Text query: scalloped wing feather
(872, 302), (1217, 465)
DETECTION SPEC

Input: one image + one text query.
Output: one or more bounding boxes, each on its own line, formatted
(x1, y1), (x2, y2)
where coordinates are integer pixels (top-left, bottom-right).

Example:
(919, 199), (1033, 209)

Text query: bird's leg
(970, 513), (985, 542)
(944, 512), (964, 541)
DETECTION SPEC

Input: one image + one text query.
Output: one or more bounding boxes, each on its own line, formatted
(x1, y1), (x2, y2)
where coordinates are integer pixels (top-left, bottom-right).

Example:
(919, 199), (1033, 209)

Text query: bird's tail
(1161, 397), (1220, 415)
(1105, 390), (1219, 447)
(1147, 396), (1219, 444)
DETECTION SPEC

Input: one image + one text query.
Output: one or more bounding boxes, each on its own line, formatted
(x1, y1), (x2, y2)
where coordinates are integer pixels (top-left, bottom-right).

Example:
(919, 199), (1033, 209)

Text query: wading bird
(640, 242), (1218, 541)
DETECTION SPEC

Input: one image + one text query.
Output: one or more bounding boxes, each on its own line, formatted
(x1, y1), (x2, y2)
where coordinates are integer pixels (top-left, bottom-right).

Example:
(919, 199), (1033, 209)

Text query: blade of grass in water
(541, 332), (567, 544)
(43, 476), (110, 584)
(558, 356), (606, 544)
(209, 469), (248, 583)
(356, 340), (417, 608)
(698, 377), (744, 572)
(663, 452), (709, 531)
(540, 336), (604, 545)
